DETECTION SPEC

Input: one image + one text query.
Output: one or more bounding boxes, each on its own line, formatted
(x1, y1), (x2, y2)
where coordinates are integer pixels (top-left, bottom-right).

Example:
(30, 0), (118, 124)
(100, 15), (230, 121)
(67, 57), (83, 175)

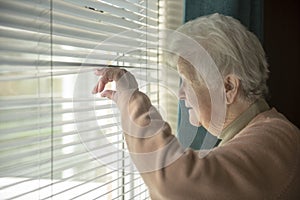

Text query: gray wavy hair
(172, 13), (269, 102)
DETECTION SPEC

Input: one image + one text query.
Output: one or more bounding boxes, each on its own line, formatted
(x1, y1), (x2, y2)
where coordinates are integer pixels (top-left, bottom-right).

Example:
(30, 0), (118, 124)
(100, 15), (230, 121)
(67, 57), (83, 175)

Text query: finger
(95, 67), (126, 81)
(92, 68), (110, 94)
(101, 90), (116, 101)
(97, 76), (111, 93)
(91, 75), (111, 94)
(92, 84), (98, 94)
(93, 67), (138, 94)
(94, 68), (106, 76)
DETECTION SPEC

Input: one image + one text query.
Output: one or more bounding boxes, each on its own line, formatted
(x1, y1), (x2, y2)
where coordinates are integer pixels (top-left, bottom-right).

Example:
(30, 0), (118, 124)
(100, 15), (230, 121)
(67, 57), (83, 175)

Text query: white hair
(172, 13), (269, 102)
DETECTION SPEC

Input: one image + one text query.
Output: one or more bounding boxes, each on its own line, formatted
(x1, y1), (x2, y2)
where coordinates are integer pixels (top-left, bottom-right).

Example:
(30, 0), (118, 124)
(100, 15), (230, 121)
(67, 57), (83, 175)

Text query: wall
(264, 0), (300, 128)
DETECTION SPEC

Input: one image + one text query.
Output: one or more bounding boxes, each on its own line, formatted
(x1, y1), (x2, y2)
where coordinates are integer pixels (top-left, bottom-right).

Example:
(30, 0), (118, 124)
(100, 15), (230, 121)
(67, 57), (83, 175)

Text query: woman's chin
(188, 109), (201, 127)
(189, 117), (201, 127)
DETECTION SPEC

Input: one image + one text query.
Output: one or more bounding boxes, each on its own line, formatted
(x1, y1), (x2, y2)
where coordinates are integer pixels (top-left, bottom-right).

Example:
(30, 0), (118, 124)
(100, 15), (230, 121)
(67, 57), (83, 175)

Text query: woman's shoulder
(246, 108), (299, 136)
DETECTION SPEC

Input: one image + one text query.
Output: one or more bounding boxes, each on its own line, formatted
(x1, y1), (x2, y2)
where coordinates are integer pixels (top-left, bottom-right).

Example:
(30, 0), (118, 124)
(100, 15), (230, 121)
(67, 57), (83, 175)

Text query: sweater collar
(218, 99), (270, 146)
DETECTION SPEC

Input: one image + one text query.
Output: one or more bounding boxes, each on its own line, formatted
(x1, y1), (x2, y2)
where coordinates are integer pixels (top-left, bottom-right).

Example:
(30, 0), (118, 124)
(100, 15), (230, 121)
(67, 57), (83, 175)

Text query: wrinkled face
(177, 58), (212, 129)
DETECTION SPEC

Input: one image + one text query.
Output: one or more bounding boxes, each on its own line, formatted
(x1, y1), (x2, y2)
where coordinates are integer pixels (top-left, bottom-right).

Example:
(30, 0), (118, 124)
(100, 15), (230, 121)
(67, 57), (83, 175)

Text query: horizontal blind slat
(1, 139), (126, 176)
(0, 27), (158, 56)
(0, 134), (122, 169)
(4, 156), (131, 200)
(90, 0), (158, 18)
(64, 0), (158, 24)
(0, 39), (158, 60)
(0, 12), (158, 46)
(0, 0), (154, 29)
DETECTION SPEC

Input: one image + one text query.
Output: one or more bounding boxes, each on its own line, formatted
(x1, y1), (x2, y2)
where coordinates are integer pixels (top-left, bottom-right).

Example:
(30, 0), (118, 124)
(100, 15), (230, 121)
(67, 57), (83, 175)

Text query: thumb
(101, 90), (117, 101)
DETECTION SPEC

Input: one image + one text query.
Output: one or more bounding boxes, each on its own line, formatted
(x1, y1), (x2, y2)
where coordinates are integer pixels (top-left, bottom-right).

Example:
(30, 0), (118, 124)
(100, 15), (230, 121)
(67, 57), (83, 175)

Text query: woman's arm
(92, 67), (300, 200)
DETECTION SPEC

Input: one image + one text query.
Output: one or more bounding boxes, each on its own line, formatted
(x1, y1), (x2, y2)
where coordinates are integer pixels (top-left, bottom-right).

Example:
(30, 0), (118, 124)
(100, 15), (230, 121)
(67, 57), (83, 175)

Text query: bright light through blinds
(0, 0), (161, 199)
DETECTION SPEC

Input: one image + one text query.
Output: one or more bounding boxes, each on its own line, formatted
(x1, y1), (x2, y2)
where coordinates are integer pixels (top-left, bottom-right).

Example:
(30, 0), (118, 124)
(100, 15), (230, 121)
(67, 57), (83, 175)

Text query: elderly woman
(92, 14), (300, 199)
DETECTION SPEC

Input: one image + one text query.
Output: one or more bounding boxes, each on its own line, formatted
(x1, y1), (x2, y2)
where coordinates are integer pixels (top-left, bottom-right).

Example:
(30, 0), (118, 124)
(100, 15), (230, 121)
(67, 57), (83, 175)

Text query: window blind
(0, 0), (161, 199)
(158, 0), (184, 132)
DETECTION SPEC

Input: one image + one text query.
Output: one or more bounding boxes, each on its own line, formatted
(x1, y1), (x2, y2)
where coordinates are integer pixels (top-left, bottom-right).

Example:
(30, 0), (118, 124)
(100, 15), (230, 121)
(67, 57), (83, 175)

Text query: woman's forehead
(177, 57), (199, 81)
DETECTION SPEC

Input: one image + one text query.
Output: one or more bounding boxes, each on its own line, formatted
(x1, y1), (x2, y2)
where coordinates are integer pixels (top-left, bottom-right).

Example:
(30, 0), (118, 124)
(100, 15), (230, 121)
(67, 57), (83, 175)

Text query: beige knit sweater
(117, 90), (300, 200)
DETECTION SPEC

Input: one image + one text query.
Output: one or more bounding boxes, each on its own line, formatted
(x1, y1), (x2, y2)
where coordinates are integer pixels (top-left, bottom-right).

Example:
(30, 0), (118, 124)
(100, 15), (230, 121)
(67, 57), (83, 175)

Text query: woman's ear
(224, 74), (240, 104)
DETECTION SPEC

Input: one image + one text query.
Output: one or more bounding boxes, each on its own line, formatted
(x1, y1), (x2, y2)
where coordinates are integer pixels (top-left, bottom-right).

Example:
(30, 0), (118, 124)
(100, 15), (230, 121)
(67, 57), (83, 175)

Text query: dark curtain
(177, 0), (264, 150)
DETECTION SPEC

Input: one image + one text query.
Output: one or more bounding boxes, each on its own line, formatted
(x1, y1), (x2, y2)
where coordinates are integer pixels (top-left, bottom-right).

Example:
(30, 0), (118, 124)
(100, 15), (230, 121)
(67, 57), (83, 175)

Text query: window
(0, 0), (178, 199)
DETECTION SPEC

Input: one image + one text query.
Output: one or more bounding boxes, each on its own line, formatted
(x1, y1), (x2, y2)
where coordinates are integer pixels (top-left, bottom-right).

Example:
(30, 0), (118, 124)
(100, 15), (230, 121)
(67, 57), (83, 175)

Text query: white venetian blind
(0, 0), (161, 199)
